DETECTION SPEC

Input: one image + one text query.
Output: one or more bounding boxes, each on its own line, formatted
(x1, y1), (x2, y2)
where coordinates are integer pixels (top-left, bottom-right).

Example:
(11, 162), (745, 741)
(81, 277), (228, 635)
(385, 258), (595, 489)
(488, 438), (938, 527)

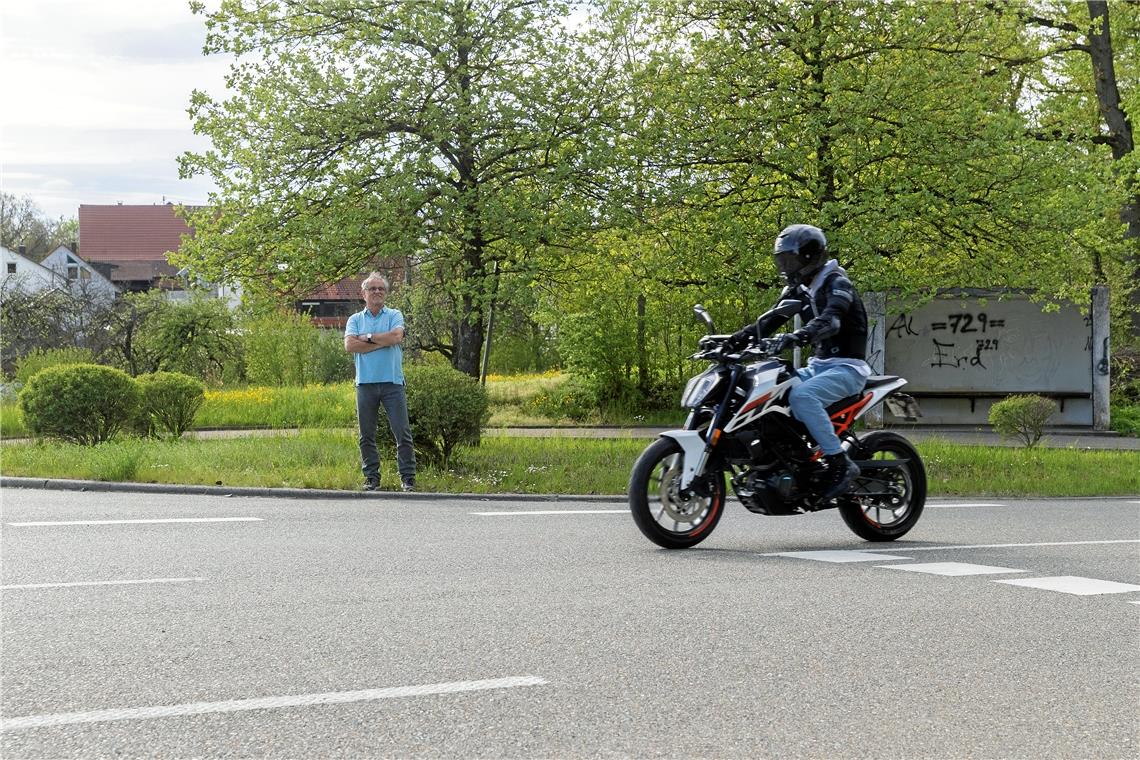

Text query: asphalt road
(1, 488), (1137, 758)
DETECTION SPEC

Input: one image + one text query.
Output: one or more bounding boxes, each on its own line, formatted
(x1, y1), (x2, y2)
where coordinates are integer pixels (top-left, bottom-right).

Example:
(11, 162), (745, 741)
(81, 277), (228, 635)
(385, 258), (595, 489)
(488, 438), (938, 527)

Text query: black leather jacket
(754, 266), (868, 361)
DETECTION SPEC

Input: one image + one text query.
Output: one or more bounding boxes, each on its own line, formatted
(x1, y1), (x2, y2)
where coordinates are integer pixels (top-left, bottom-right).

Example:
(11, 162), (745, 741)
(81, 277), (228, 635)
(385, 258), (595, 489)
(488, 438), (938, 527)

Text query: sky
(1, 1), (230, 220)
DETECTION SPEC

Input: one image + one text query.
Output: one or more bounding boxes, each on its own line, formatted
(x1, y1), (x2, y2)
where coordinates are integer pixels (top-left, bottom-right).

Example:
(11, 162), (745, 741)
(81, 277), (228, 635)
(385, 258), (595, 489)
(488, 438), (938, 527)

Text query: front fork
(666, 366), (741, 490)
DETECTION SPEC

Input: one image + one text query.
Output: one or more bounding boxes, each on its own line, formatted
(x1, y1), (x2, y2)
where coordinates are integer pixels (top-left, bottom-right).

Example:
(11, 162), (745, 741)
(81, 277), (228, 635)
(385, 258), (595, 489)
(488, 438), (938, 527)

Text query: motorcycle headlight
(681, 369), (722, 408)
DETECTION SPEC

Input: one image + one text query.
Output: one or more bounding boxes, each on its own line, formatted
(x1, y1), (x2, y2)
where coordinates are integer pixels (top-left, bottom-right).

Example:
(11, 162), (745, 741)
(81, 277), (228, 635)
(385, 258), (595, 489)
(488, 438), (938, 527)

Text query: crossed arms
(344, 326), (405, 354)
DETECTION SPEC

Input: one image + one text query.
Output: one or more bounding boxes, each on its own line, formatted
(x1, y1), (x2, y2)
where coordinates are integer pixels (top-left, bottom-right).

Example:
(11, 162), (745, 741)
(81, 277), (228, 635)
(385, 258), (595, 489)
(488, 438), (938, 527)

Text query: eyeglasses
(364, 287), (387, 294)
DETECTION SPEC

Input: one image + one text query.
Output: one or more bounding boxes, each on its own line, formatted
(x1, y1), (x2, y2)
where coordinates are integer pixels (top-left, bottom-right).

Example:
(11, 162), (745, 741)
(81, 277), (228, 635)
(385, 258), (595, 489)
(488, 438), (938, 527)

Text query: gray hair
(361, 272), (389, 291)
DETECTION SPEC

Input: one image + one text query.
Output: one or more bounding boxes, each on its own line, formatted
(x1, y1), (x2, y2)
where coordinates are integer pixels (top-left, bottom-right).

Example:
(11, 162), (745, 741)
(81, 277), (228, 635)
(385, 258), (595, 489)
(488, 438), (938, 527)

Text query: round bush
(988, 394), (1057, 448)
(137, 371), (206, 439)
(404, 364), (490, 466)
(19, 364), (141, 445)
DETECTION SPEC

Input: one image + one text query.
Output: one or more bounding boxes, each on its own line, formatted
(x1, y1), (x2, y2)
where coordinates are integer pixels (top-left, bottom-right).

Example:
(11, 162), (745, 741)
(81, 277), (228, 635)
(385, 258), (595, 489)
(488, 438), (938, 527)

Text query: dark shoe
(401, 479), (416, 493)
(362, 477), (380, 492)
(820, 452), (859, 500)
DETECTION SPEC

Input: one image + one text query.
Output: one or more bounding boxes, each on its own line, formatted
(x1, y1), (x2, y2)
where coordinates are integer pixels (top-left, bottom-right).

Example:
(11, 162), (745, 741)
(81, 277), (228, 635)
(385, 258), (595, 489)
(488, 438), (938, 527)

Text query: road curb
(0, 477), (628, 504)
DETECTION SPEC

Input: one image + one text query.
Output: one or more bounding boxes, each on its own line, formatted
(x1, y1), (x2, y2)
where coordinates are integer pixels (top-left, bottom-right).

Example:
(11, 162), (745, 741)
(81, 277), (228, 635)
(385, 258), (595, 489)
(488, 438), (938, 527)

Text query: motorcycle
(629, 300), (927, 549)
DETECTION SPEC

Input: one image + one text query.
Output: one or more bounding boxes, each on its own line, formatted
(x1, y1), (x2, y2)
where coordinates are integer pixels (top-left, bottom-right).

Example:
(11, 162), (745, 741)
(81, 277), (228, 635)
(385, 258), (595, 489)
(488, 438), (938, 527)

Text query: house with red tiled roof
(78, 203), (193, 292)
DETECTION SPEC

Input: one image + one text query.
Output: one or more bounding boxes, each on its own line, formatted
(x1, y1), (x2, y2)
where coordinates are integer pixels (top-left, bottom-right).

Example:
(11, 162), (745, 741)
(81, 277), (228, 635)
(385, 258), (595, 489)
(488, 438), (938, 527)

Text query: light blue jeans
(788, 363), (867, 455)
(356, 382), (416, 483)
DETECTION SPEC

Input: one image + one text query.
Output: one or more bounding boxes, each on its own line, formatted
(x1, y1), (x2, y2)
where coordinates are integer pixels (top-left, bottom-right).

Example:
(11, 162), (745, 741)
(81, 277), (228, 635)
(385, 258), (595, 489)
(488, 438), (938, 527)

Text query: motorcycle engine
(734, 468), (803, 515)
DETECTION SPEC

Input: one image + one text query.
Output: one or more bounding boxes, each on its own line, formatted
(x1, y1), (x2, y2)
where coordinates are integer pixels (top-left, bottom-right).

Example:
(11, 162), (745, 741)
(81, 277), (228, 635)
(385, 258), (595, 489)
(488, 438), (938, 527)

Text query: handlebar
(691, 335), (786, 364)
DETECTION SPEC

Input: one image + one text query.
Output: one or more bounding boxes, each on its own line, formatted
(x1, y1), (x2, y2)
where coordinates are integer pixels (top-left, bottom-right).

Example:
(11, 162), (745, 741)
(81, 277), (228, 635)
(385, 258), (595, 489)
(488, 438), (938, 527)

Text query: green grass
(1, 433), (1136, 496)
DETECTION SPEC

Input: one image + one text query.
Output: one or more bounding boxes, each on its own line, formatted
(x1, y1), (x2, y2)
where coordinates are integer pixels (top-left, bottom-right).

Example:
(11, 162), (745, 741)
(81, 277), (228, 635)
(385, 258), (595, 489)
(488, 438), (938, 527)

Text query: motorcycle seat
(864, 375), (901, 389)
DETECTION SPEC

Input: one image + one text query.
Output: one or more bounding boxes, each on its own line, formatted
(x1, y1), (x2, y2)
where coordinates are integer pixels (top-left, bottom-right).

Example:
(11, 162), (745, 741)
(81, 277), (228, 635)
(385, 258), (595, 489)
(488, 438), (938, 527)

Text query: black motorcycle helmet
(773, 224), (828, 286)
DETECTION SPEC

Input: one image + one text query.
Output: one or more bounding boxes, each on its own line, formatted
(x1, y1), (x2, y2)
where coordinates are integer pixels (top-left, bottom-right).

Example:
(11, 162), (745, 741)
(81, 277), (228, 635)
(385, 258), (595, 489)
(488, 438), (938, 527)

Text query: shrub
(989, 394), (1057, 448)
(404, 364), (490, 466)
(137, 372), (206, 439)
(1111, 403), (1140, 437)
(533, 374), (604, 422)
(19, 364), (141, 445)
(13, 347), (95, 385)
(243, 312), (352, 386)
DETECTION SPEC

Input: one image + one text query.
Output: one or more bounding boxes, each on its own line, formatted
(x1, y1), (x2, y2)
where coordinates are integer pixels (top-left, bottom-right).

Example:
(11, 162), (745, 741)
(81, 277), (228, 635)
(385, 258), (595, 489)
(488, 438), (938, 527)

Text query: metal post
(1091, 285), (1111, 430)
(479, 261), (500, 386)
(865, 292), (886, 428)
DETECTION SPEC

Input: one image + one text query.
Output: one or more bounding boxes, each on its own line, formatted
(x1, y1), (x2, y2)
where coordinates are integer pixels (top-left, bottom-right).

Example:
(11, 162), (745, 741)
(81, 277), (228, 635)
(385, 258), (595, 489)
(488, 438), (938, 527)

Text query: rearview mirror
(693, 304), (716, 332)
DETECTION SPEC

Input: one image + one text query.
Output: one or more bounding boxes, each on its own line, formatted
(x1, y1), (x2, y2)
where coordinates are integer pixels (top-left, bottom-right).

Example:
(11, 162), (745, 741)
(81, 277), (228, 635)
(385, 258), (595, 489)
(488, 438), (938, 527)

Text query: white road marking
(6, 517), (264, 527)
(926, 503), (1006, 508)
(993, 576), (1140, 596)
(472, 509), (627, 516)
(877, 562), (1025, 577)
(1, 577), (205, 591)
(0, 676), (548, 731)
(875, 539), (1140, 553)
(768, 550), (912, 563)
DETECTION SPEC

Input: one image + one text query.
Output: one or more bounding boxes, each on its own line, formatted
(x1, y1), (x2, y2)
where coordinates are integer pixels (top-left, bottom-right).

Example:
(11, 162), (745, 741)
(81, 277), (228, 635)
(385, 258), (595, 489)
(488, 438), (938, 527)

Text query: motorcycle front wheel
(839, 431), (926, 541)
(629, 437), (725, 549)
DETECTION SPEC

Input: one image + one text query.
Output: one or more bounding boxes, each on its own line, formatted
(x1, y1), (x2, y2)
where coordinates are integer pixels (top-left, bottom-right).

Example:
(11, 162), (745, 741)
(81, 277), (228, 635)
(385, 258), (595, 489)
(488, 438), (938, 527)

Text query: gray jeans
(356, 382), (416, 482)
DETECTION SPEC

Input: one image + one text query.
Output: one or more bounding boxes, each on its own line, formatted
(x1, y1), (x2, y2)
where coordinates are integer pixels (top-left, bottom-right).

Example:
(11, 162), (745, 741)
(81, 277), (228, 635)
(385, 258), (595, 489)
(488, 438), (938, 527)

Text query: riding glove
(771, 331), (808, 353)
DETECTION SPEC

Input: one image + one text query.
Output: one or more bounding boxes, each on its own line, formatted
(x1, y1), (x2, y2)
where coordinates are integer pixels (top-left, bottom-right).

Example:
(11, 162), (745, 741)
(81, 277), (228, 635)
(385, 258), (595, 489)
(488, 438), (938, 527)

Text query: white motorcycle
(629, 301), (926, 549)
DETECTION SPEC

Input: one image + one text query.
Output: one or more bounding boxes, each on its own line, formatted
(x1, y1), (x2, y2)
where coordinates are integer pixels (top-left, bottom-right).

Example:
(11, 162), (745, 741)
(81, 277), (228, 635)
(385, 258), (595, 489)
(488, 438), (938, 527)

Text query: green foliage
(404, 364), (490, 466)
(140, 295), (241, 383)
(18, 364), (141, 445)
(532, 374), (605, 423)
(88, 440), (143, 481)
(178, 0), (625, 376)
(13, 347), (95, 384)
(1111, 404), (1140, 437)
(136, 372), (206, 439)
(988, 395), (1057, 448)
(241, 311), (351, 386)
(196, 384), (357, 429)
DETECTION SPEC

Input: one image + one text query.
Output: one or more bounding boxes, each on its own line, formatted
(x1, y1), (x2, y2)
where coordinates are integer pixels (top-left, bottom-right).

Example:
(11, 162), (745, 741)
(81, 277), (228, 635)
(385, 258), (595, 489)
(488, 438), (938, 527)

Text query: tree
(0, 193), (79, 259)
(606, 3), (1105, 304)
(179, 0), (623, 376)
(1007, 0), (1138, 339)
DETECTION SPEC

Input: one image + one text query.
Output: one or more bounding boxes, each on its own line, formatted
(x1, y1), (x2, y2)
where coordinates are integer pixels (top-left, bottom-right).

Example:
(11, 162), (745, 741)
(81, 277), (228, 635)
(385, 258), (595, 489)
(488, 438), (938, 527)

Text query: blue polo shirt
(345, 306), (405, 385)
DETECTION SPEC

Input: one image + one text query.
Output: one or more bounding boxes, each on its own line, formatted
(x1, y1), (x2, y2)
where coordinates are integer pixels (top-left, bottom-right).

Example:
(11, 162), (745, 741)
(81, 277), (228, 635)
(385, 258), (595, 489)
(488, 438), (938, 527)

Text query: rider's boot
(820, 452), (859, 500)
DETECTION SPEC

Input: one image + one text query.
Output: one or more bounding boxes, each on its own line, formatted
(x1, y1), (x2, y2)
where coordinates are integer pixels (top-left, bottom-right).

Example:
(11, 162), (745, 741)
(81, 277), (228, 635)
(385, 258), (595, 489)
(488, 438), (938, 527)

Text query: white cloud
(0, 0), (229, 218)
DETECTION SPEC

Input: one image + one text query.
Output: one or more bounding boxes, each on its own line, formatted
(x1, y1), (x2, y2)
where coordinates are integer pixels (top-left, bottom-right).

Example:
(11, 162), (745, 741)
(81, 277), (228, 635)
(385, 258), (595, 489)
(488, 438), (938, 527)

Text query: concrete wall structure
(867, 290), (1109, 429)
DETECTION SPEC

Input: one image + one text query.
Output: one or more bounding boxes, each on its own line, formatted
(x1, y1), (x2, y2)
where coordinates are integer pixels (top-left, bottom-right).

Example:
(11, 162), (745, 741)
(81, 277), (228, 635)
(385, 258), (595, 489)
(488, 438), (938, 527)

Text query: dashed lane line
(926, 502), (1006, 508)
(472, 509), (627, 516)
(5, 517), (264, 527)
(0, 676), (548, 731)
(766, 550), (912, 563)
(876, 562), (1025, 577)
(993, 576), (1140, 596)
(1, 577), (205, 591)
(875, 539), (1140, 553)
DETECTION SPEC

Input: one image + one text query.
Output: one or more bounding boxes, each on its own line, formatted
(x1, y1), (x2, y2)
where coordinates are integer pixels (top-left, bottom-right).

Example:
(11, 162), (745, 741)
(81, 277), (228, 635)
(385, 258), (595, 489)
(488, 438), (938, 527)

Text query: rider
(728, 224), (870, 500)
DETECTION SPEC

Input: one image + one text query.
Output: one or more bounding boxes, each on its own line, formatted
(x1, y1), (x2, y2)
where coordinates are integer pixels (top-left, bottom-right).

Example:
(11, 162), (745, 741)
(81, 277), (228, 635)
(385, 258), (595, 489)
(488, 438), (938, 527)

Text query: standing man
(345, 272), (416, 492)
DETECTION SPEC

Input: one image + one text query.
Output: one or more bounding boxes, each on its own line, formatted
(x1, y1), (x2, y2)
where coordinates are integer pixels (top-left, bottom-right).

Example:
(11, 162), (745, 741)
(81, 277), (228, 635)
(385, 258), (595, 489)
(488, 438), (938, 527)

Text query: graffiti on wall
(882, 297), (1092, 393)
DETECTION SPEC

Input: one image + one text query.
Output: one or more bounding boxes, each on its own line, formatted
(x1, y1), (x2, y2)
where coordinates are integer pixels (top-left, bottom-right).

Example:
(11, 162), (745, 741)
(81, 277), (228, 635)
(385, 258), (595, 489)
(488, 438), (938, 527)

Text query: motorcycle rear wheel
(839, 431), (926, 541)
(629, 437), (725, 549)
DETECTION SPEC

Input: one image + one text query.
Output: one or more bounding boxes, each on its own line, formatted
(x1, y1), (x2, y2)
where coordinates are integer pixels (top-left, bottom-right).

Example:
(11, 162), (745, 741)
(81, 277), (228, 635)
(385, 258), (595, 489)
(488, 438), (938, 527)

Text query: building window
(6, 263), (15, 274)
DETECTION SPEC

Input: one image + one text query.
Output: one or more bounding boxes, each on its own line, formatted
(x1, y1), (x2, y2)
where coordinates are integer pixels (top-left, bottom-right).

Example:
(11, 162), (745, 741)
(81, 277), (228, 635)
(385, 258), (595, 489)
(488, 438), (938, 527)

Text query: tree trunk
(1086, 0), (1139, 338)
(636, 293), (648, 394)
(453, 292), (485, 377)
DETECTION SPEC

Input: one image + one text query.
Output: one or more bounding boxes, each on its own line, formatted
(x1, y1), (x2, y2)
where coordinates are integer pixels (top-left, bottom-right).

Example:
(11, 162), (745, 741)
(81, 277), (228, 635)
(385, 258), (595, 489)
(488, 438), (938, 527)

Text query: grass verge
(1, 433), (1136, 496)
